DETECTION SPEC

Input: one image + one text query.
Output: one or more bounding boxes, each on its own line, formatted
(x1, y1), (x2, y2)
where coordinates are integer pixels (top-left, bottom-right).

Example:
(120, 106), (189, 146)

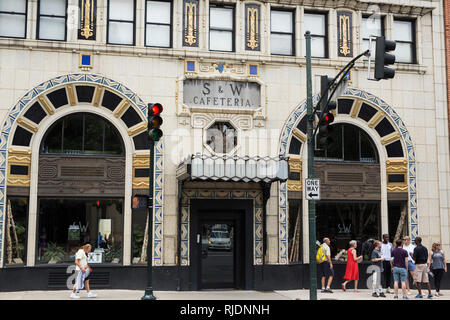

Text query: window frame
(393, 18), (416, 64)
(40, 112), (125, 156)
(107, 0), (136, 46)
(208, 4), (235, 52)
(270, 7), (296, 56)
(144, 0), (173, 48)
(0, 0), (28, 39)
(36, 0), (68, 42)
(303, 10), (328, 58)
(361, 14), (385, 54)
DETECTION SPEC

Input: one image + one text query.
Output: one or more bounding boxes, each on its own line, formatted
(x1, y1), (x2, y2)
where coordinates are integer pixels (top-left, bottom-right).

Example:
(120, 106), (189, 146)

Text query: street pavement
(0, 289), (449, 300)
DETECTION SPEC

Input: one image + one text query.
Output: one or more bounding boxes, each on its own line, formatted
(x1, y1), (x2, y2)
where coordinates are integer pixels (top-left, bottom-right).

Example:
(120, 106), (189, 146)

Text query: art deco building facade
(0, 0), (448, 290)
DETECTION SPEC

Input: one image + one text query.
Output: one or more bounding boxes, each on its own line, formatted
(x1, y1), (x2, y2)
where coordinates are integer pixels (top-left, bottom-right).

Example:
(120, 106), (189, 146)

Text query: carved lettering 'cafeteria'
(183, 79), (260, 109)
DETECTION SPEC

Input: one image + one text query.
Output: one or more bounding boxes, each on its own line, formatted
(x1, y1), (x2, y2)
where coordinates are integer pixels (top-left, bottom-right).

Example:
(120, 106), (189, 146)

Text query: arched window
(40, 113), (124, 155)
(314, 123), (378, 163)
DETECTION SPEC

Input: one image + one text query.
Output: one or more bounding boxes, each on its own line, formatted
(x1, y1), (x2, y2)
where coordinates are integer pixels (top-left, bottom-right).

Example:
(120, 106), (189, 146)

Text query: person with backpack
(318, 237), (334, 293)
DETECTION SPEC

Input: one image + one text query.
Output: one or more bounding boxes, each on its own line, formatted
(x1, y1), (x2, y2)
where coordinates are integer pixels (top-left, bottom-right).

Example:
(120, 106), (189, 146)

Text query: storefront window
(3, 197), (28, 266)
(37, 198), (123, 264)
(131, 206), (147, 264)
(316, 202), (380, 261)
(288, 199), (302, 263)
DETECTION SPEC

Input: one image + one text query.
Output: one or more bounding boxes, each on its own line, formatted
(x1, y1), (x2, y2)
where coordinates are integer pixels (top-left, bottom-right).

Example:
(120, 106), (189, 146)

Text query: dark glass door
(200, 221), (235, 288)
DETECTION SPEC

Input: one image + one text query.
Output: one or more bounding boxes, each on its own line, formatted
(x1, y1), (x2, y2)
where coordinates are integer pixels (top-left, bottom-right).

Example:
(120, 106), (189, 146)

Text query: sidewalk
(0, 289), (449, 300)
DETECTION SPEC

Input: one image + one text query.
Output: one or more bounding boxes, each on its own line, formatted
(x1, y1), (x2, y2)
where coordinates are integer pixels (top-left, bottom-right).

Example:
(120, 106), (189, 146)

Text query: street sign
(305, 178), (320, 200)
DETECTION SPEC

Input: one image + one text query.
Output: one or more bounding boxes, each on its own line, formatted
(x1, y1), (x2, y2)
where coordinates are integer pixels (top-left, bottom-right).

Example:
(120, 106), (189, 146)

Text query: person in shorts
(402, 236), (416, 294)
(412, 237), (432, 299)
(320, 237), (334, 293)
(391, 239), (409, 299)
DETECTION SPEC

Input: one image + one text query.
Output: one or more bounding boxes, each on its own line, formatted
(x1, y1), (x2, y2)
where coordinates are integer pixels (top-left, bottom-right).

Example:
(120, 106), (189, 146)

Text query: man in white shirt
(320, 237), (334, 293)
(381, 234), (393, 293)
(71, 244), (97, 299)
(402, 236), (416, 295)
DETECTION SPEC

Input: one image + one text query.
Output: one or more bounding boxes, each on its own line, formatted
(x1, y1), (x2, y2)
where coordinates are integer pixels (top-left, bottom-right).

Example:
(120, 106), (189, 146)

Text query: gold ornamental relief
(184, 2), (198, 46)
(339, 15), (351, 56)
(247, 8), (259, 50)
(79, 0), (95, 40)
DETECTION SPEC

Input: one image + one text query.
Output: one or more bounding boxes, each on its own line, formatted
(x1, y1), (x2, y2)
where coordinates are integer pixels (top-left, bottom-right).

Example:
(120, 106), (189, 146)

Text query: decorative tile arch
(0, 73), (164, 267)
(278, 87), (417, 264)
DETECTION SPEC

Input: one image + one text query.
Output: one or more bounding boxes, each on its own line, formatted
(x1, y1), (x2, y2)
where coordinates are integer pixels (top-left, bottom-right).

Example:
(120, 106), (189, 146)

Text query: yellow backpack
(316, 244), (327, 264)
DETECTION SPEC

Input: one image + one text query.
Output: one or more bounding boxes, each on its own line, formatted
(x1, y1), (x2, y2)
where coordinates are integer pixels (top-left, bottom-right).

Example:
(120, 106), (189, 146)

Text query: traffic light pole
(305, 31), (317, 301)
(142, 138), (157, 300)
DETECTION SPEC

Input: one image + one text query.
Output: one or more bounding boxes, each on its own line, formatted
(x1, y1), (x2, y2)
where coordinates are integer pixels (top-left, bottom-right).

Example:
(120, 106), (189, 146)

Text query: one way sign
(305, 178), (320, 200)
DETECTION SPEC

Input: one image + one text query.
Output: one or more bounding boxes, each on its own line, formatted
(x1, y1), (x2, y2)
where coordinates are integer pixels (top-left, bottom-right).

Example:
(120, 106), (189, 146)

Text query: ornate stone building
(0, 0), (448, 290)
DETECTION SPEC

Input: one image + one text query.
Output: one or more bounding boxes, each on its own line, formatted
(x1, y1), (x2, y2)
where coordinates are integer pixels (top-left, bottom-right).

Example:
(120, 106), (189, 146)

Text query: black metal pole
(142, 138), (157, 300)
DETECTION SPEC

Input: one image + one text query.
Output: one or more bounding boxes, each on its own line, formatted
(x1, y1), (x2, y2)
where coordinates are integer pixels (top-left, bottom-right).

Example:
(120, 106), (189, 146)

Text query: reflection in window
(132, 207), (146, 264)
(0, 0), (27, 38)
(206, 122), (237, 154)
(315, 123), (378, 163)
(316, 202), (380, 261)
(288, 199), (302, 263)
(37, 198), (123, 264)
(40, 113), (124, 155)
(4, 197), (28, 265)
(270, 10), (294, 55)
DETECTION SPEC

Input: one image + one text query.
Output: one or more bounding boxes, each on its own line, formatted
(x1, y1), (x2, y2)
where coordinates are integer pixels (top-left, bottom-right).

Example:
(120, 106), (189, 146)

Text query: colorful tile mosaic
(278, 88), (418, 263)
(180, 190), (263, 266)
(0, 73), (162, 267)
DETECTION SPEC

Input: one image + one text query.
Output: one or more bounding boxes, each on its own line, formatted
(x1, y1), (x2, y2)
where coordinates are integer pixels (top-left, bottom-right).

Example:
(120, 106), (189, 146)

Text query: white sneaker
(70, 293), (80, 299)
(87, 292), (97, 298)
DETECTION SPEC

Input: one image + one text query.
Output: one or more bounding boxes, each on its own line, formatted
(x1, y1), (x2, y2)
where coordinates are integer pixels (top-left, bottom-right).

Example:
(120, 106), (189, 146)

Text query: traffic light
(317, 112), (335, 148)
(320, 76), (337, 113)
(148, 103), (163, 141)
(374, 36), (396, 80)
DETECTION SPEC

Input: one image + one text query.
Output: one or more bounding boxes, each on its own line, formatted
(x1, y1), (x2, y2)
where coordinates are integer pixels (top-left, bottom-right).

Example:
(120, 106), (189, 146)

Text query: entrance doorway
(189, 199), (253, 290)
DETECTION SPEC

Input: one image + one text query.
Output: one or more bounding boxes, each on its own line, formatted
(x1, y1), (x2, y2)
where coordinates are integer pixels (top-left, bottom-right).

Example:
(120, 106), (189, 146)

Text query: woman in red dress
(342, 240), (363, 292)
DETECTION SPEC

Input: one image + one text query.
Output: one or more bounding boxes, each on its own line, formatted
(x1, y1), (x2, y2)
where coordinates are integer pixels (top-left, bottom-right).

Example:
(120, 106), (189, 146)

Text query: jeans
(393, 267), (407, 283)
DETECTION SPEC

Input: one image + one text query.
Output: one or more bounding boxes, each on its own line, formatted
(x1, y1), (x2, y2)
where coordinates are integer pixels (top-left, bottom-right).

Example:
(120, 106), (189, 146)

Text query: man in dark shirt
(412, 237), (432, 298)
(391, 239), (409, 299)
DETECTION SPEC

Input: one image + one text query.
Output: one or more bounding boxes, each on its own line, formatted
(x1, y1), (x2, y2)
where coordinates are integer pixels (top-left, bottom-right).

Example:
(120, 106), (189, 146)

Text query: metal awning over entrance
(176, 154), (289, 183)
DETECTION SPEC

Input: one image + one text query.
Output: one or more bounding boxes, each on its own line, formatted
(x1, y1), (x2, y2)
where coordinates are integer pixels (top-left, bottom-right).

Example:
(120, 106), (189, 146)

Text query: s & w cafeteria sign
(183, 79), (260, 110)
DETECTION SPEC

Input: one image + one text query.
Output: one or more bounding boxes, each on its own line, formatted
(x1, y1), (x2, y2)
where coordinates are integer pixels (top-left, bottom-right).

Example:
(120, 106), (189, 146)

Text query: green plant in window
(42, 242), (66, 264)
(104, 247), (122, 263)
(132, 227), (144, 258)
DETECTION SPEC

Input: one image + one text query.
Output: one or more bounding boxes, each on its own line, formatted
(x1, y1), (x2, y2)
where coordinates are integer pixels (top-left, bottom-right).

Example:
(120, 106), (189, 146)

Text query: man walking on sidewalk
(381, 234), (392, 293)
(412, 237), (433, 299)
(319, 237), (334, 293)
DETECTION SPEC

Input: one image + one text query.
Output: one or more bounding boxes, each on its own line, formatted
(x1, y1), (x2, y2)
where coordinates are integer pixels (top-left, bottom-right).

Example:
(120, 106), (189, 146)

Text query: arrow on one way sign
(305, 179), (320, 200)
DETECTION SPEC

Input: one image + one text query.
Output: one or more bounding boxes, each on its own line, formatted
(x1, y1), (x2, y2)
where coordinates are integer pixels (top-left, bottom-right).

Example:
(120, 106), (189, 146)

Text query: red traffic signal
(151, 103), (163, 115)
(317, 112), (335, 148)
(148, 103), (163, 141)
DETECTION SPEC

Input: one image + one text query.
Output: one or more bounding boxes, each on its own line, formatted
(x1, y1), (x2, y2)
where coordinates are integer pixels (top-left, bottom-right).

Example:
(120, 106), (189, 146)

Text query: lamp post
(305, 30), (318, 301)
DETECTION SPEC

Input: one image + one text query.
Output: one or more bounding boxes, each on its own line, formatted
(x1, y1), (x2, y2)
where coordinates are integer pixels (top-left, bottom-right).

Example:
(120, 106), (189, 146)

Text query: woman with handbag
(342, 240), (363, 292)
(429, 242), (447, 297)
